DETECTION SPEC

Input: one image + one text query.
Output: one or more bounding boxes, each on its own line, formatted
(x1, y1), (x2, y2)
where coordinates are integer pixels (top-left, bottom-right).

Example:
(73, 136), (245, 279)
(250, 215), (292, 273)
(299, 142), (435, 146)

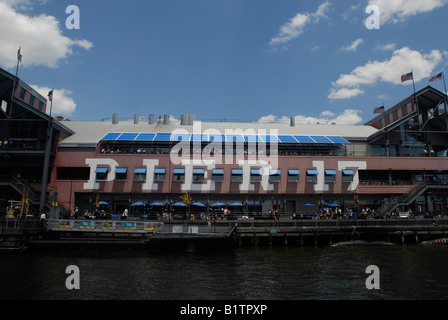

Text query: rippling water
(1, 245), (448, 300)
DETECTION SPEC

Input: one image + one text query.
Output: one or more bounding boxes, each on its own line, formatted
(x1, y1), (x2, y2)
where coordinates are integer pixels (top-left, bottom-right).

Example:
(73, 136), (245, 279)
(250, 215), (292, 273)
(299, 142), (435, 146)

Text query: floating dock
(2, 217), (448, 251)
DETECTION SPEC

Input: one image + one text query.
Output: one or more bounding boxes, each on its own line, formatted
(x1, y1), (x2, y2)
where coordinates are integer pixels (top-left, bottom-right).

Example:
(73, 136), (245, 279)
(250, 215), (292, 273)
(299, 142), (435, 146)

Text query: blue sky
(1, 0), (448, 125)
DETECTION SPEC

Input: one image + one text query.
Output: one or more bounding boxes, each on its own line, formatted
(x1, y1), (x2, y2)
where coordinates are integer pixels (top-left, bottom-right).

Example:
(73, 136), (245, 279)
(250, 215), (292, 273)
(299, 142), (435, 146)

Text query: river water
(1, 245), (448, 300)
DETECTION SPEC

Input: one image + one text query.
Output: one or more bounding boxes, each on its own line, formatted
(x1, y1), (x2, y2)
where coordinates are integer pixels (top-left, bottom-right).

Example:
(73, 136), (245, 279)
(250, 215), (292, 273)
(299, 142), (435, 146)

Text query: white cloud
(269, 1), (330, 46)
(329, 47), (442, 100)
(258, 109), (363, 126)
(31, 85), (76, 117)
(328, 88), (364, 100)
(341, 38), (364, 52)
(374, 43), (396, 51)
(0, 0), (92, 69)
(368, 0), (448, 23)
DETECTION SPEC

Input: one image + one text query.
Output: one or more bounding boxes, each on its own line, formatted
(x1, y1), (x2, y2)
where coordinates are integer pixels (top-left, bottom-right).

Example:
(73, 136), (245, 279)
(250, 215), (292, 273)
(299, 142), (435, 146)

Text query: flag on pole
(17, 47), (22, 63)
(401, 72), (413, 83)
(429, 72), (443, 82)
(373, 106), (385, 114)
(48, 90), (53, 102)
(179, 193), (191, 204)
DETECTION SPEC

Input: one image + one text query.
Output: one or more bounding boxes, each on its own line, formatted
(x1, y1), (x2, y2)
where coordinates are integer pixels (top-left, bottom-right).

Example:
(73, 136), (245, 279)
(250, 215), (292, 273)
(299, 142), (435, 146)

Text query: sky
(1, 0), (448, 126)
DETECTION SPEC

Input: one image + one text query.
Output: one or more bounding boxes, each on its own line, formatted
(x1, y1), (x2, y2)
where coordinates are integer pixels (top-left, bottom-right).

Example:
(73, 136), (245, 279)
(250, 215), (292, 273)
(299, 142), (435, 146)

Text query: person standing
(122, 208), (128, 220)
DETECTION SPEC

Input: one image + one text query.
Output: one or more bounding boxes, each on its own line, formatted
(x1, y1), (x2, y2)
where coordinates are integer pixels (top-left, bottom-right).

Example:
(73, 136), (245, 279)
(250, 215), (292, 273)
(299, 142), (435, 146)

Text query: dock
(2, 217), (448, 251)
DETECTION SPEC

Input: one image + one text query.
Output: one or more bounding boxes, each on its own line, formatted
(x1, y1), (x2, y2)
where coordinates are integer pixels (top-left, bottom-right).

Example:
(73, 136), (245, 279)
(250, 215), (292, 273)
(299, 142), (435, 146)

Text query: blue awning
(306, 169), (319, 175)
(95, 167), (108, 173)
(212, 168), (224, 175)
(173, 168), (185, 174)
(134, 168), (147, 174)
(115, 168), (128, 174)
(342, 169), (355, 175)
(270, 169), (282, 175)
(232, 169), (243, 175)
(324, 169), (337, 175)
(250, 169), (262, 175)
(288, 169), (300, 175)
(193, 168), (205, 174)
(154, 168), (166, 174)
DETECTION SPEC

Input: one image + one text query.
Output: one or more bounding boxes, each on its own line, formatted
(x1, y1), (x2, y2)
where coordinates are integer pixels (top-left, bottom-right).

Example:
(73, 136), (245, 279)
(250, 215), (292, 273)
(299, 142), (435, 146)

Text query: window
(324, 169), (337, 182)
(231, 169), (243, 182)
(342, 169), (355, 182)
(154, 168), (166, 181)
(29, 95), (35, 107)
(306, 169), (318, 182)
(19, 88), (26, 100)
(173, 168), (185, 181)
(250, 169), (262, 182)
(95, 167), (108, 180)
(287, 169), (300, 182)
(115, 168), (128, 180)
(193, 168), (205, 182)
(269, 169), (281, 182)
(134, 168), (147, 181)
(212, 168), (224, 181)
(38, 101), (44, 111)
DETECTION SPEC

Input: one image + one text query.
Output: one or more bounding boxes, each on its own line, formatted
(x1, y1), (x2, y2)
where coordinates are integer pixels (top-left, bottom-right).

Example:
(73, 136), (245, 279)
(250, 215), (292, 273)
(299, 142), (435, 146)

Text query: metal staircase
(0, 175), (68, 215)
(377, 177), (445, 215)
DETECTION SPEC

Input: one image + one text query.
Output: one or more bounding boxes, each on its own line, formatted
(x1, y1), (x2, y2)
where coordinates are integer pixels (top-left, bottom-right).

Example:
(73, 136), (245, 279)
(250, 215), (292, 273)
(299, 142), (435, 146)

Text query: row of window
(19, 87), (44, 111)
(94, 167), (356, 183)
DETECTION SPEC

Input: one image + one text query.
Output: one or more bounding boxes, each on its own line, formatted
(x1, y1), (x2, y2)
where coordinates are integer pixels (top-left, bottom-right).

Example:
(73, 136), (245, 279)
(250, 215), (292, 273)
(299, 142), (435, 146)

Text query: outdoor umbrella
(99, 201), (111, 205)
(130, 201), (145, 206)
(191, 202), (206, 207)
(150, 201), (165, 206)
(327, 203), (341, 207)
(210, 202), (226, 207)
(172, 202), (188, 207)
(303, 203), (315, 207)
(228, 202), (244, 206)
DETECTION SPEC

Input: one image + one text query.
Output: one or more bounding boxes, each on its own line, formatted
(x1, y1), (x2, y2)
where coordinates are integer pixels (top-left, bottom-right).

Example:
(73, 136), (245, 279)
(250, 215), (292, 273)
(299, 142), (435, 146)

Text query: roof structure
(57, 119), (379, 147)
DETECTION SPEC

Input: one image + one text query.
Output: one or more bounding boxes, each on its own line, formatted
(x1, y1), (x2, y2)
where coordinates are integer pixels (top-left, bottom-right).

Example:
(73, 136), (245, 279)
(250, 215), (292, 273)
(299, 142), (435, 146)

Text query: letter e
(66, 5), (80, 30)
(65, 265), (80, 290)
(365, 265), (380, 290)
(365, 5), (380, 30)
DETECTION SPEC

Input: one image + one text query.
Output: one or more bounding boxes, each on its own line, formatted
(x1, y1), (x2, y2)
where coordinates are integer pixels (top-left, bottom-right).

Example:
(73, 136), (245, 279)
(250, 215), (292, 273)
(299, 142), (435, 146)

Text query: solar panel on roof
(244, 135), (261, 142)
(226, 135), (245, 142)
(209, 134), (226, 142)
(259, 135), (280, 143)
(135, 133), (156, 141)
(278, 135), (299, 143)
(153, 133), (172, 141)
(117, 133), (138, 141)
(310, 136), (332, 143)
(102, 133), (121, 141)
(293, 136), (315, 143)
(172, 134), (191, 141)
(326, 136), (350, 144)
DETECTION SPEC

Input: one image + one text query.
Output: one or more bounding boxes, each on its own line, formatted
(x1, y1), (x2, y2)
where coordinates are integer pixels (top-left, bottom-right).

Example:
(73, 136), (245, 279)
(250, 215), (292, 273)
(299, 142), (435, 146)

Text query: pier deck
(2, 217), (448, 250)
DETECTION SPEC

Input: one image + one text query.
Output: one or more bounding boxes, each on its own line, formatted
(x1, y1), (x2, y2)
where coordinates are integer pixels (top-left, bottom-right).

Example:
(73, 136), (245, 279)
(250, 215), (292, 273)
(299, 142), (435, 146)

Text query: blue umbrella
(130, 201), (145, 206)
(228, 202), (244, 207)
(303, 203), (315, 207)
(99, 200), (112, 205)
(210, 202), (226, 207)
(327, 203), (341, 207)
(191, 201), (206, 207)
(150, 201), (165, 206)
(172, 202), (188, 207)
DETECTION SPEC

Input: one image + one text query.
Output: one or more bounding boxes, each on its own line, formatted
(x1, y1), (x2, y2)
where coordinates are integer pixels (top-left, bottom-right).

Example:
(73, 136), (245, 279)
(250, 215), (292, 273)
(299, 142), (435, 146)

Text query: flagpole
(9, 47), (21, 118)
(443, 71), (448, 132)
